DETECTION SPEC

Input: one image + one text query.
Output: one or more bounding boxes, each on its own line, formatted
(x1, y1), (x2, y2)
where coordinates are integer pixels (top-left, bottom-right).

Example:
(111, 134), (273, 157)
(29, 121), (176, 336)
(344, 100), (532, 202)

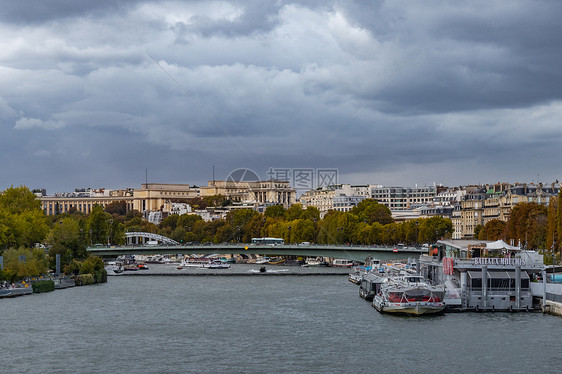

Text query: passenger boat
(177, 257), (213, 269)
(304, 257), (328, 267)
(372, 276), (446, 316)
(332, 259), (355, 267)
(205, 261), (230, 269)
(104, 262), (124, 275)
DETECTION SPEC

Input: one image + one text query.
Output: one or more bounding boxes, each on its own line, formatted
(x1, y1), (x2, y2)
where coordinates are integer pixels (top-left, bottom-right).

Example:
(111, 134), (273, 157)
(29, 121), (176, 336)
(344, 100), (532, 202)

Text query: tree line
(3, 185), (560, 276)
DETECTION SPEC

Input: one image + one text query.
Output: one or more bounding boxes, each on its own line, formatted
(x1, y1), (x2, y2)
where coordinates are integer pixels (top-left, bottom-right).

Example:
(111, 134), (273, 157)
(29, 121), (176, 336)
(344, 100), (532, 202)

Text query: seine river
(2, 266), (561, 374)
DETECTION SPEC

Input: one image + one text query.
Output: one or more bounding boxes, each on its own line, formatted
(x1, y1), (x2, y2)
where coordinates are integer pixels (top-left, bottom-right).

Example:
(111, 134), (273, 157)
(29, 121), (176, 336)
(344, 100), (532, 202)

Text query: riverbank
(544, 300), (562, 316)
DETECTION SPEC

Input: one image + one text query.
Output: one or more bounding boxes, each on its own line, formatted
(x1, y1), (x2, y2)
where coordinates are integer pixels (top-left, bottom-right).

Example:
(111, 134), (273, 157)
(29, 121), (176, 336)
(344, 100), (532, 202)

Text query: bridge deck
(87, 244), (424, 262)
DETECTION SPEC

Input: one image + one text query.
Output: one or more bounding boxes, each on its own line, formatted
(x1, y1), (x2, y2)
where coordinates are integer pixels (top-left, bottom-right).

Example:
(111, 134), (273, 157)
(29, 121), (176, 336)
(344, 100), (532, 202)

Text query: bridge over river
(87, 243), (425, 262)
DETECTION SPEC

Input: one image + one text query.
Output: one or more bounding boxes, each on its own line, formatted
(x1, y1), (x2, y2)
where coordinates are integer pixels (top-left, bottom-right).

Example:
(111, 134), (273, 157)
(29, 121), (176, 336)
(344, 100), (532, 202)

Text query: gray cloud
(1, 1), (562, 193)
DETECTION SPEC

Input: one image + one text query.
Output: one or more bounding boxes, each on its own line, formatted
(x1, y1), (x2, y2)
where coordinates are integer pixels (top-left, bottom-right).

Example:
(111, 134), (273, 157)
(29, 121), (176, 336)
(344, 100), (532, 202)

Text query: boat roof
(467, 270), (529, 279)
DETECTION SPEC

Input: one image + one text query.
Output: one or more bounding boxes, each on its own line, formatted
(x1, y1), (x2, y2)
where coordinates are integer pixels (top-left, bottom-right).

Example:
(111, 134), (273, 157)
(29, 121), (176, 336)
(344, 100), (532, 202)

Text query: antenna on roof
(146, 168), (148, 186)
(212, 165), (215, 186)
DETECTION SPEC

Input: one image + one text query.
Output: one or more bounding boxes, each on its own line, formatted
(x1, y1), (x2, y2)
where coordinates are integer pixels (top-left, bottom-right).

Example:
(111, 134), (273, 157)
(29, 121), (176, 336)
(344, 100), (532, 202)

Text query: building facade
(370, 185), (438, 210)
(199, 180), (296, 208)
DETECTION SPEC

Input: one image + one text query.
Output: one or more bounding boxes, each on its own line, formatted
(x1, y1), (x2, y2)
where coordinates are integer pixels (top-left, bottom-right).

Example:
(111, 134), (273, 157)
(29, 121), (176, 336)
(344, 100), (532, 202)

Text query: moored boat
(268, 257), (286, 265)
(332, 258), (355, 267)
(304, 257), (328, 267)
(104, 261), (124, 275)
(372, 278), (445, 316)
(255, 257), (270, 264)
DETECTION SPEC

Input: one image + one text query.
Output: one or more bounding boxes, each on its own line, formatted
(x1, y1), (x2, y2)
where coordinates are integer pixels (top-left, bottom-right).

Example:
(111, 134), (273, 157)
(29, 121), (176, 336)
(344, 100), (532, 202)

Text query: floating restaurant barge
(420, 240), (545, 312)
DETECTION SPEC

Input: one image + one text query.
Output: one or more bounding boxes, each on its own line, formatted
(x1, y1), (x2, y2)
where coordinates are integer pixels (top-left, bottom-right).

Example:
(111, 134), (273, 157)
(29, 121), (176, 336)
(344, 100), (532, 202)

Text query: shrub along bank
(32, 280), (55, 293)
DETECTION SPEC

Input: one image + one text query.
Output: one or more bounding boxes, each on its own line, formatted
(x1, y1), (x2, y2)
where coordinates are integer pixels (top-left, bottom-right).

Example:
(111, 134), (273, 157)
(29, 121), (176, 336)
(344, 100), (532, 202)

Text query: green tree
(265, 205), (285, 218)
(160, 214), (179, 232)
(0, 207), (14, 248)
(1, 247), (49, 279)
(350, 199), (393, 225)
(47, 217), (87, 267)
(87, 205), (111, 245)
(418, 216), (453, 243)
(105, 201), (128, 216)
(0, 185), (41, 215)
(226, 209), (258, 242)
(284, 204), (304, 221)
(242, 214), (267, 242)
(290, 219), (316, 243)
(203, 194), (227, 208)
(13, 209), (50, 248)
(301, 206), (320, 222)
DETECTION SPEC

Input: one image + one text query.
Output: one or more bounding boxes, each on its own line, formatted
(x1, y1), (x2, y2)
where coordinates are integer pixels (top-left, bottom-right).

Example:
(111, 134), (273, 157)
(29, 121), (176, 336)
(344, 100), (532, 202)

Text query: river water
(1, 267), (560, 374)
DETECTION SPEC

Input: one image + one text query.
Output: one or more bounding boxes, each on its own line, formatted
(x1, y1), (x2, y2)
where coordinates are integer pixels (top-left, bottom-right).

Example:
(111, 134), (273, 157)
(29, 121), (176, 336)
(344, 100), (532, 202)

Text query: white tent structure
(486, 239), (520, 251)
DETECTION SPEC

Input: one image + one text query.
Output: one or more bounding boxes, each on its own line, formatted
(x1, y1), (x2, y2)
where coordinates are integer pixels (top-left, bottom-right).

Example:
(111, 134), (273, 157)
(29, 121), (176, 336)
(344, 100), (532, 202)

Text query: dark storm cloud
(0, 0), (141, 24)
(1, 0), (562, 192)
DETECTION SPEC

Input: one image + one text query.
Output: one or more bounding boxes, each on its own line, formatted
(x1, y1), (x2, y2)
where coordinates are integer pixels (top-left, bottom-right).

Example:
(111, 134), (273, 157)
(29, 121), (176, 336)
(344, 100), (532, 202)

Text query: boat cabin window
(406, 276), (422, 283)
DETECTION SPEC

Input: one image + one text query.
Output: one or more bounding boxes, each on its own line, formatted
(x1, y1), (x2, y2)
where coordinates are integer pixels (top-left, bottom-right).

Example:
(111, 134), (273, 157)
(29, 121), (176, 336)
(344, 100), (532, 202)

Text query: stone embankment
(544, 300), (562, 317)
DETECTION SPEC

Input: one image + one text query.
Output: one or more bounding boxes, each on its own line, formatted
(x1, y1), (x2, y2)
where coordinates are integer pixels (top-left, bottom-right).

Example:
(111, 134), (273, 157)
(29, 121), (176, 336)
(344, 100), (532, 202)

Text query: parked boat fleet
(104, 254), (357, 274)
(349, 242), (548, 315)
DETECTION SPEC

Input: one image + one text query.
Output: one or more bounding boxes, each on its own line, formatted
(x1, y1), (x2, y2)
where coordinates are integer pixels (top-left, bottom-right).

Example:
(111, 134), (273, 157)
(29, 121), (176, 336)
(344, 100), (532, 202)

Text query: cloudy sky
(1, 0), (562, 193)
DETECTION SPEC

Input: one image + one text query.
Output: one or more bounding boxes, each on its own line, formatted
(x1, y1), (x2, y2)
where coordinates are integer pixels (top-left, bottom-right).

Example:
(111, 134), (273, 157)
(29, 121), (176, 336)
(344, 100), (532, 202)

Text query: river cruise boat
(420, 240), (545, 311)
(177, 257), (214, 269)
(372, 277), (446, 315)
(206, 261), (230, 269)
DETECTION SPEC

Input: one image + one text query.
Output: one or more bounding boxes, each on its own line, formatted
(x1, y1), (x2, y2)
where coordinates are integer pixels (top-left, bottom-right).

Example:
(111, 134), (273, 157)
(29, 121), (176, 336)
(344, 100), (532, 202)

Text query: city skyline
(2, 1), (562, 192)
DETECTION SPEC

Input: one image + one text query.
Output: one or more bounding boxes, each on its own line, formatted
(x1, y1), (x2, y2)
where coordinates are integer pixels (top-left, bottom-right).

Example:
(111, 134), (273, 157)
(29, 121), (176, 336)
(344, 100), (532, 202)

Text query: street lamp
(108, 219), (113, 246)
(287, 226), (291, 244)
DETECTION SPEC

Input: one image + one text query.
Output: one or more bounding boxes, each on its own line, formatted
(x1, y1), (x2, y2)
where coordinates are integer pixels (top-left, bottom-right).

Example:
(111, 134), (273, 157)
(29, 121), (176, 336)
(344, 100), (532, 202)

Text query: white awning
(486, 239), (520, 251)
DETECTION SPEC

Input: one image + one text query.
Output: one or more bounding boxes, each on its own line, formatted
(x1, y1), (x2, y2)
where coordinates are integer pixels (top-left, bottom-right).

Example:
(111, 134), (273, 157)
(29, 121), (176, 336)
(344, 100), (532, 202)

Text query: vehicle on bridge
(251, 237), (285, 245)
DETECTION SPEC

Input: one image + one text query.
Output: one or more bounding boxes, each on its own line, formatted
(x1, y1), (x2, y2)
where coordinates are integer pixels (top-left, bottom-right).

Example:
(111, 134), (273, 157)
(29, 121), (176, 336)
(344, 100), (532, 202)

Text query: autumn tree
(507, 202), (548, 249)
(478, 219), (507, 241)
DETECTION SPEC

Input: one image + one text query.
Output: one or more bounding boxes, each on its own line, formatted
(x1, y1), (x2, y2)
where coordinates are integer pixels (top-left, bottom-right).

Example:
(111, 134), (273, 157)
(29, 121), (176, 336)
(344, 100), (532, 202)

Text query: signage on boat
(472, 257), (525, 266)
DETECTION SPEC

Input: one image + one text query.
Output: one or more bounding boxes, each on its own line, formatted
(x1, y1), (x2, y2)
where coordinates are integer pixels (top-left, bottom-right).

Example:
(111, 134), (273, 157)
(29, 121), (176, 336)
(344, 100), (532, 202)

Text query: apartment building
(370, 185), (438, 210)
(199, 180), (296, 208)
(453, 183), (560, 239)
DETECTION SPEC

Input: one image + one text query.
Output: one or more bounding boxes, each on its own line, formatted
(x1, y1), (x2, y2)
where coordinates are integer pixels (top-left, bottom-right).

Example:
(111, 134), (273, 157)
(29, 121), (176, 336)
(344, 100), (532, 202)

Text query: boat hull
(372, 298), (445, 315)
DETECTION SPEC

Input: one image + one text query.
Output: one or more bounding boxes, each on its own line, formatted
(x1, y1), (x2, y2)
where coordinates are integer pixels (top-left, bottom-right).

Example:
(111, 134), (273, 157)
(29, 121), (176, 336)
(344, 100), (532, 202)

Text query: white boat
(332, 258), (355, 267)
(105, 262), (123, 275)
(348, 265), (368, 284)
(255, 257), (270, 264)
(177, 258), (213, 269)
(205, 261), (230, 269)
(304, 257), (328, 267)
(372, 276), (446, 316)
